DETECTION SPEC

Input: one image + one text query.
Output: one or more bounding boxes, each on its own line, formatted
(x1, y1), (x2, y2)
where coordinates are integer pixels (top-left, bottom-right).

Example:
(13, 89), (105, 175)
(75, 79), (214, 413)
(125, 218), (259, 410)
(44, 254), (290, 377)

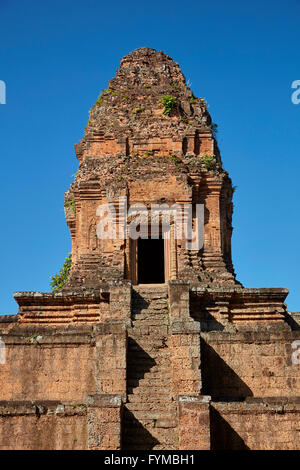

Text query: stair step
(128, 341), (169, 346)
(132, 296), (168, 302)
(132, 298), (168, 304)
(124, 410), (175, 420)
(128, 341), (168, 349)
(125, 404), (177, 414)
(127, 350), (171, 359)
(127, 377), (171, 386)
(131, 311), (169, 317)
(130, 387), (171, 396)
(127, 396), (172, 404)
(124, 420), (177, 430)
(123, 431), (177, 445)
(122, 444), (178, 450)
(126, 364), (170, 371)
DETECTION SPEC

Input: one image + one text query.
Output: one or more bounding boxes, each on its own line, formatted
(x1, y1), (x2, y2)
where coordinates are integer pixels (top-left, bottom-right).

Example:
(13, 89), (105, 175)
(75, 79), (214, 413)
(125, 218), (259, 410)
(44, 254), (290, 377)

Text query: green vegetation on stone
(64, 199), (76, 215)
(159, 95), (177, 116)
(133, 106), (144, 114)
(50, 253), (72, 292)
(201, 154), (216, 170)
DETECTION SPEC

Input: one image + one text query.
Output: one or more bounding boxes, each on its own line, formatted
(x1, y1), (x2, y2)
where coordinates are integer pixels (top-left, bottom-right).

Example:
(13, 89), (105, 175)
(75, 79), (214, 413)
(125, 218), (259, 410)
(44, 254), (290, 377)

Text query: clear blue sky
(0, 0), (299, 314)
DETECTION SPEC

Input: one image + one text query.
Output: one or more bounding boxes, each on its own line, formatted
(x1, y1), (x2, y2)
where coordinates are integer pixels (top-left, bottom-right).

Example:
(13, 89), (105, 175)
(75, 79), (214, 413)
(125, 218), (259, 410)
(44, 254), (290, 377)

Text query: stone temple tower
(64, 47), (237, 289)
(1, 48), (300, 451)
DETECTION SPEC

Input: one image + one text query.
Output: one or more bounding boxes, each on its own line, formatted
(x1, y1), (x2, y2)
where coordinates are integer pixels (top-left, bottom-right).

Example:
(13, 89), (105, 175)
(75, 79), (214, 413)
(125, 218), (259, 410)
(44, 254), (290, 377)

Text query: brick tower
(1, 48), (299, 450)
(64, 47), (237, 289)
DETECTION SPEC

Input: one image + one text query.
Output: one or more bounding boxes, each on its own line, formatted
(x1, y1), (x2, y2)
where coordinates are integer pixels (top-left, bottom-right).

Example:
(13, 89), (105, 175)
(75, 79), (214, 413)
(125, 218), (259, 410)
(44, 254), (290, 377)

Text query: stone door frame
(125, 215), (177, 285)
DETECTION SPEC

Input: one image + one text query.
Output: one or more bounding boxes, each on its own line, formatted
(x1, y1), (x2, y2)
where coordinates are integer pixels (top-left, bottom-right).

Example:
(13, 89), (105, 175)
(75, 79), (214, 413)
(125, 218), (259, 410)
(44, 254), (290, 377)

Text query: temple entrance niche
(127, 221), (175, 285)
(138, 237), (165, 284)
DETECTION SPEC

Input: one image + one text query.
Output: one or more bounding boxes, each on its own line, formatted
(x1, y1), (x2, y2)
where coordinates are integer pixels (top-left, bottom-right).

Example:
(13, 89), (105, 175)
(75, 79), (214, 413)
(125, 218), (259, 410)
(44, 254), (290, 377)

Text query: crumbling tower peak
(76, 48), (217, 162)
(116, 46), (186, 85)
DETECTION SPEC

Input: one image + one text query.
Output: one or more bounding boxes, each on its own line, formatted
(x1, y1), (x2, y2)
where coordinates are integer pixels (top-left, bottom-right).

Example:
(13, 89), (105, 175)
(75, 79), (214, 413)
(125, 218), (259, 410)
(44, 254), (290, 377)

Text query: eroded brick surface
(211, 399), (300, 450)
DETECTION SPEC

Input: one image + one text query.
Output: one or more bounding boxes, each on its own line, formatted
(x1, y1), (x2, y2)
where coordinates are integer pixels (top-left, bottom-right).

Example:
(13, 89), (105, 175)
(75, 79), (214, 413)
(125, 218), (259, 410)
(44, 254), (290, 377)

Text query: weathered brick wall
(201, 329), (300, 398)
(0, 318), (127, 450)
(0, 403), (88, 450)
(211, 399), (300, 450)
(0, 397), (123, 450)
(128, 174), (191, 204)
(0, 321), (128, 402)
(0, 325), (96, 401)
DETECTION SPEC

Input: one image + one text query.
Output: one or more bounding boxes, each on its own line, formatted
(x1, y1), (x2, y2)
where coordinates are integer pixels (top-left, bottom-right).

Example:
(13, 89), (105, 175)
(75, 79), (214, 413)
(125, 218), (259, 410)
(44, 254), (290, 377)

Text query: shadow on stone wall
(131, 291), (150, 320)
(122, 407), (160, 450)
(126, 338), (156, 394)
(210, 406), (249, 450)
(284, 312), (300, 331)
(190, 293), (225, 331)
(201, 339), (253, 399)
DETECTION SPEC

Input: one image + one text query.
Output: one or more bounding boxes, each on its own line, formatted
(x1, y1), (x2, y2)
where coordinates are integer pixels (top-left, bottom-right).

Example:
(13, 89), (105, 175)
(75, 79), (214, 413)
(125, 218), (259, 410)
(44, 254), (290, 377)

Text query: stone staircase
(122, 285), (178, 450)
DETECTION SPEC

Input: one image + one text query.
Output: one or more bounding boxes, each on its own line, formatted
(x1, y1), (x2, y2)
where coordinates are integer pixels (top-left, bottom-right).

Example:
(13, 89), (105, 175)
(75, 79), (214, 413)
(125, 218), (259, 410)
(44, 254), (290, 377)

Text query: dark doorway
(138, 238), (165, 284)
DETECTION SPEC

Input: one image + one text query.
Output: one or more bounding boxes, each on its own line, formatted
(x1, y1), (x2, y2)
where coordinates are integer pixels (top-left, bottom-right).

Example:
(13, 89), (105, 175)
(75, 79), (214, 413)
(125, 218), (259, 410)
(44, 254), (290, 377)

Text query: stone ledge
(190, 287), (289, 297)
(87, 394), (123, 408)
(201, 329), (300, 343)
(190, 287), (289, 305)
(14, 289), (110, 306)
(0, 324), (96, 345)
(179, 395), (211, 404)
(0, 315), (18, 323)
(0, 401), (87, 416)
(212, 397), (300, 414)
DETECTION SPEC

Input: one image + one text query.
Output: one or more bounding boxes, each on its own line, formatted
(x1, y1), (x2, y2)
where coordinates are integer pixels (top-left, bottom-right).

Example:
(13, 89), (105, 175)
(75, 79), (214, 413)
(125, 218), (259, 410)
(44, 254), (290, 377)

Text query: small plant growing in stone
(64, 199), (76, 215)
(96, 88), (110, 106)
(71, 403), (87, 409)
(27, 333), (42, 347)
(50, 253), (72, 292)
(188, 160), (196, 170)
(189, 96), (196, 104)
(201, 154), (216, 170)
(170, 82), (181, 90)
(232, 185), (238, 194)
(159, 95), (177, 115)
(133, 106), (144, 114)
(169, 154), (182, 166)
